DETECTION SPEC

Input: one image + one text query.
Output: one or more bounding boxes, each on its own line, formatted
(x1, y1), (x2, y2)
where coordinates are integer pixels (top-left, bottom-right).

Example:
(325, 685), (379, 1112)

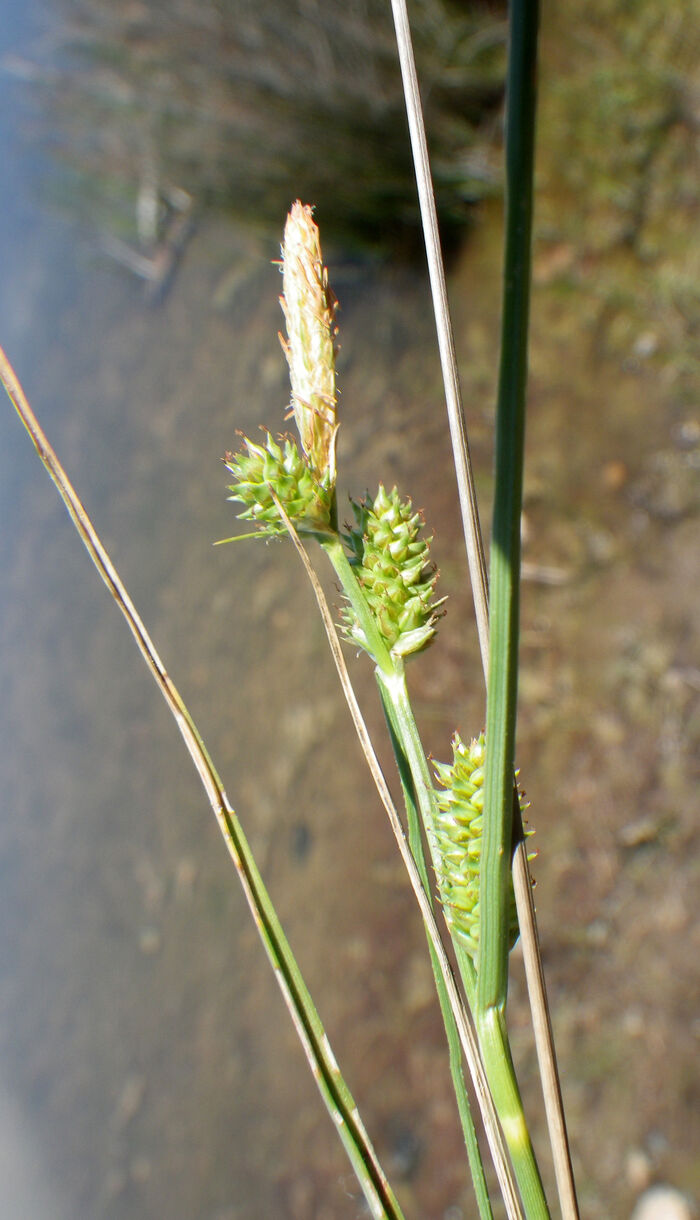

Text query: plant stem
(322, 535), (394, 675)
(475, 4), (551, 1216)
(381, 666), (547, 1218)
(478, 0), (539, 1025)
(379, 689), (493, 1220)
(477, 1007), (549, 1220)
(322, 535), (495, 1217)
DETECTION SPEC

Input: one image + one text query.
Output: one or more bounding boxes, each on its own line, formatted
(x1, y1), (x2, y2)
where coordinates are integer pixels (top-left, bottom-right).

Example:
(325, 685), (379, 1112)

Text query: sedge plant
(1, 2), (580, 1215)
(222, 196), (561, 1218)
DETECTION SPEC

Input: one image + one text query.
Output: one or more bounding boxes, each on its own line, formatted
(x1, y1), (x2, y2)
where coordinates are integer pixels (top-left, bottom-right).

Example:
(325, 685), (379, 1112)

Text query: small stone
(586, 526), (617, 563)
(633, 331), (659, 358)
(618, 816), (660, 848)
(586, 919), (609, 946)
(630, 1185), (694, 1220)
(602, 459), (629, 491)
(621, 1008), (645, 1038)
(672, 418), (700, 450)
(626, 1148), (652, 1192)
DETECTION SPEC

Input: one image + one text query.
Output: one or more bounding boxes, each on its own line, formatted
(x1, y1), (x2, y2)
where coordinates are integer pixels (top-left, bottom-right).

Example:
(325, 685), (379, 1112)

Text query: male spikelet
(224, 203), (338, 538)
(279, 201), (339, 490)
(433, 734), (521, 967)
(342, 485), (445, 658)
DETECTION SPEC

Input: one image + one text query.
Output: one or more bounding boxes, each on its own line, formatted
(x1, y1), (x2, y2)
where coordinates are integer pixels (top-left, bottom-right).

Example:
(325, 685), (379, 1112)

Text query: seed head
(433, 733), (521, 968)
(342, 485), (444, 658)
(224, 431), (334, 537)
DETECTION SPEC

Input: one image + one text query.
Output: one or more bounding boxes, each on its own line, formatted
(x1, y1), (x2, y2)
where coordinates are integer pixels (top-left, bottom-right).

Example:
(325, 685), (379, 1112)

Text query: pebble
(626, 1148), (652, 1192)
(633, 331), (659, 359)
(602, 458), (629, 491)
(618, 815), (661, 848)
(630, 1185), (694, 1220)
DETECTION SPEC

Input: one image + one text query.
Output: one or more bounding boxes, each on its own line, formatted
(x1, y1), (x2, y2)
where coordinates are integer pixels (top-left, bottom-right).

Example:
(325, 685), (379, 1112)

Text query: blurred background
(0, 1), (698, 1217)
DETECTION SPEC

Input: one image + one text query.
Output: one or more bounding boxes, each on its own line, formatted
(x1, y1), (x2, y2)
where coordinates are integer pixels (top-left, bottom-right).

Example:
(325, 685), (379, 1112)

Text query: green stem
(478, 0), (539, 1021)
(222, 808), (407, 1220)
(475, 3), (549, 1216)
(379, 688), (493, 1220)
(322, 536), (493, 1216)
(477, 1007), (548, 1220)
(322, 536), (394, 675)
(380, 665), (547, 1219)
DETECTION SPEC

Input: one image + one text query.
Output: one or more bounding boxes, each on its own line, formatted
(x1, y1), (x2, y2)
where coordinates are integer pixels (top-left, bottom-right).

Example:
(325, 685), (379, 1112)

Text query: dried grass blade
(513, 842), (580, 1218)
(389, 0), (489, 671)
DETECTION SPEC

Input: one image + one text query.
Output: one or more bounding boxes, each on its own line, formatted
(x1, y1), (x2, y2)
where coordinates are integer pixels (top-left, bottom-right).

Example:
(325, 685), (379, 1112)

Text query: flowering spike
(341, 485), (444, 659)
(433, 734), (522, 968)
(279, 202), (338, 488)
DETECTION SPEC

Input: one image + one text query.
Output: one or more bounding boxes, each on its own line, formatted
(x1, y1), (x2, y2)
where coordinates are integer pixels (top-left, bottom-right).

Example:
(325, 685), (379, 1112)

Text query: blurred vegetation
(29, 0), (508, 254)
(536, 0), (699, 406)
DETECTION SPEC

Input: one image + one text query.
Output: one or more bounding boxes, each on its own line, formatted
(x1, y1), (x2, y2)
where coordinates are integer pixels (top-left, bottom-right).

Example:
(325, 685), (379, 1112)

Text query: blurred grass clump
(38, 0), (508, 253)
(536, 0), (699, 403)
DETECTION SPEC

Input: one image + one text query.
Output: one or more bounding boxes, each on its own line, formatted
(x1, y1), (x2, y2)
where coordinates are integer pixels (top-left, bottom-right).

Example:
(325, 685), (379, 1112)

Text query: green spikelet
(342, 485), (444, 658)
(224, 431), (334, 538)
(433, 733), (521, 967)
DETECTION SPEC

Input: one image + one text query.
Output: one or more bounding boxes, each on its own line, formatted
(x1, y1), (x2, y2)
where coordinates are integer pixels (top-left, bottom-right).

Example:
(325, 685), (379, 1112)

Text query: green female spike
(342, 484), (445, 658)
(224, 431), (334, 538)
(433, 733), (520, 966)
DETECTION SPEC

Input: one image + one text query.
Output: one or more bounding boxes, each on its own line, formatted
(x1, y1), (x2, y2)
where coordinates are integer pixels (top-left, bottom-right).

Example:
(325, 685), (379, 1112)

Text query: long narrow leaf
(389, 2), (579, 1216)
(0, 345), (405, 1220)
